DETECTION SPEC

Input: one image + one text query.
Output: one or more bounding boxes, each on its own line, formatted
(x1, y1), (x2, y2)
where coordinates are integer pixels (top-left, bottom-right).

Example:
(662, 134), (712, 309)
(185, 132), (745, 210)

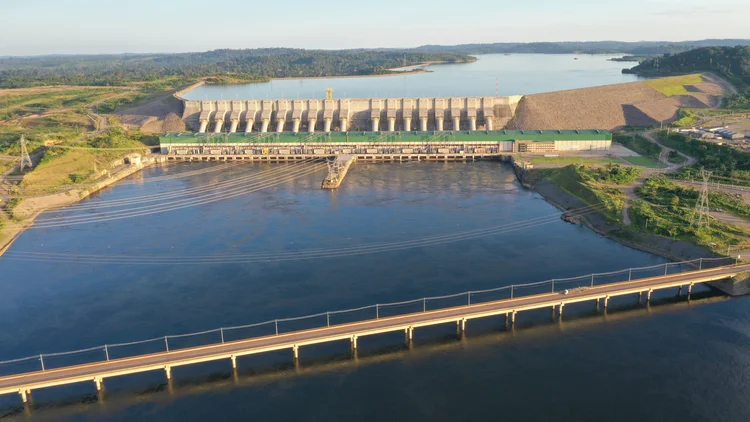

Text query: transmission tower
(18, 135), (32, 171)
(691, 169), (712, 229)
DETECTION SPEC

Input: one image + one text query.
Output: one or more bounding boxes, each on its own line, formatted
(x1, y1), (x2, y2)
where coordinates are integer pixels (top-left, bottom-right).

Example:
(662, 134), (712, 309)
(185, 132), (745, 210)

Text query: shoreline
(0, 157), (164, 256)
(511, 164), (720, 263)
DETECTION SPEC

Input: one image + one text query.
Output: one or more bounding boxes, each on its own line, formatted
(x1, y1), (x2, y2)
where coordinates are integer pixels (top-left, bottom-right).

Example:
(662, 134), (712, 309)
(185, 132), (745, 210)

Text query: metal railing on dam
(0, 257), (744, 403)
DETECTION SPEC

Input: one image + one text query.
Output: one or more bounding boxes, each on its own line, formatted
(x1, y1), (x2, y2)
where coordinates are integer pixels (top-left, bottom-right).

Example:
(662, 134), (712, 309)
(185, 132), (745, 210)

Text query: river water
(182, 54), (642, 100)
(1, 161), (749, 421)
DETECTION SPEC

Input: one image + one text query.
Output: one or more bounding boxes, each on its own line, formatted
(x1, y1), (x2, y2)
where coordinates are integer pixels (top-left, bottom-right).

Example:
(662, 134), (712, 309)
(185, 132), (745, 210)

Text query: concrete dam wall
(182, 96), (523, 134)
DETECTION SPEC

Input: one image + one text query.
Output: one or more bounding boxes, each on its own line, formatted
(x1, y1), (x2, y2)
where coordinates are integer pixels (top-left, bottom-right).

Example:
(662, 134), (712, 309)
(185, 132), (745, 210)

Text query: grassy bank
(14, 128), (154, 195)
(531, 165), (630, 221)
(643, 74), (705, 97)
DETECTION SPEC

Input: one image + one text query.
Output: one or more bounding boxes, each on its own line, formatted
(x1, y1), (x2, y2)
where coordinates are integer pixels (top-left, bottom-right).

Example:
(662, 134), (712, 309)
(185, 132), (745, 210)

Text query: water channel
(1, 162), (749, 421)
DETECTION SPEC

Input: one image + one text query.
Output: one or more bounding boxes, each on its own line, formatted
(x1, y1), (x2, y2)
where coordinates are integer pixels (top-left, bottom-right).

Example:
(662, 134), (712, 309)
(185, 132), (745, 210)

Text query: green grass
(529, 156), (616, 166)
(671, 109), (699, 128)
(621, 156), (665, 168)
(535, 165), (625, 221)
(644, 74), (705, 97)
(17, 128), (151, 195)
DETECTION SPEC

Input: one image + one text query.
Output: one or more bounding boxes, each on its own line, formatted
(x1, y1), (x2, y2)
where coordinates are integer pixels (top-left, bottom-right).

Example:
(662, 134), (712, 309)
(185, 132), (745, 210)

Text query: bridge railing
(0, 257), (736, 377)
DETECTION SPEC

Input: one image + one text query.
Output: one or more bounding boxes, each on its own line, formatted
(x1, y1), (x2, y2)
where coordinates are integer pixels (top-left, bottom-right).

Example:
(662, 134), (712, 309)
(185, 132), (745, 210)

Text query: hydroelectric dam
(182, 96), (523, 134)
(167, 94), (613, 188)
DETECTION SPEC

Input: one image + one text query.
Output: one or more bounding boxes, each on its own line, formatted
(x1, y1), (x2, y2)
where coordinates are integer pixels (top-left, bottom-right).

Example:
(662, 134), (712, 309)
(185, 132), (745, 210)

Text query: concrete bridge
(183, 96), (523, 134)
(0, 261), (745, 404)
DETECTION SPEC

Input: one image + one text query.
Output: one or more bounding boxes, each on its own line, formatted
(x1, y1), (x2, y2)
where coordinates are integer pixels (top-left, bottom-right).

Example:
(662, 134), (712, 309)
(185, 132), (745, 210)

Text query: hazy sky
(1, 0), (749, 55)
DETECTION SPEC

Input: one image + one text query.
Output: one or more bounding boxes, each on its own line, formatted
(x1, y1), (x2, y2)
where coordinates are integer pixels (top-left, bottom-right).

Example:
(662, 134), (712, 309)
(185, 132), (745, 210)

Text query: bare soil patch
(116, 93), (183, 132)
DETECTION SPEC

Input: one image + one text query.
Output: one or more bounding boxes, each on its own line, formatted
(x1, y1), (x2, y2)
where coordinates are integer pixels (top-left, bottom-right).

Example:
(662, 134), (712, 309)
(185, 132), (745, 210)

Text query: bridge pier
(604, 296), (610, 309)
(678, 285), (683, 296)
(647, 289), (653, 303)
(639, 291), (643, 303)
(164, 366), (172, 380)
(511, 311), (517, 326)
(351, 335), (358, 349)
(231, 355), (237, 370)
(595, 298), (600, 309)
(94, 377), (102, 391)
(405, 326), (413, 341)
(688, 283), (693, 297)
(19, 389), (28, 403)
(292, 345), (299, 360)
(558, 303), (565, 319)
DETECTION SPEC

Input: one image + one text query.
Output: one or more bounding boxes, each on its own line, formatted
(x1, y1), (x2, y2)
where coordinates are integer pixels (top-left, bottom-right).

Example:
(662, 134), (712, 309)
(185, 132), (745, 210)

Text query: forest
(624, 46), (750, 108)
(410, 39), (750, 55)
(0, 49), (475, 88)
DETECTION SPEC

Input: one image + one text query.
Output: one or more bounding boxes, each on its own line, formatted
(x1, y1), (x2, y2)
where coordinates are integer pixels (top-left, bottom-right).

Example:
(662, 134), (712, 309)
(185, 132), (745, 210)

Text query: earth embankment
(509, 74), (728, 131)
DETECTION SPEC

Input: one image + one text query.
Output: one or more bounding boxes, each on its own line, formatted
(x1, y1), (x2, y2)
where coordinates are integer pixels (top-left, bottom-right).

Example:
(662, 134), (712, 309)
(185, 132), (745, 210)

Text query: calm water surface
(1, 162), (749, 421)
(183, 54), (643, 100)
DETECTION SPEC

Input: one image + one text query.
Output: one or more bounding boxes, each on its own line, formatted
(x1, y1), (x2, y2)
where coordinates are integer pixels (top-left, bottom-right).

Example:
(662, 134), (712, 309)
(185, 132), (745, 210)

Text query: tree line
(0, 49), (475, 89)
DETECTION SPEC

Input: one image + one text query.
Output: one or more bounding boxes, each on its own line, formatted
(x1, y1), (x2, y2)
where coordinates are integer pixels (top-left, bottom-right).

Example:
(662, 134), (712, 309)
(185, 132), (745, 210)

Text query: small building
(124, 153), (142, 166)
(716, 129), (745, 140)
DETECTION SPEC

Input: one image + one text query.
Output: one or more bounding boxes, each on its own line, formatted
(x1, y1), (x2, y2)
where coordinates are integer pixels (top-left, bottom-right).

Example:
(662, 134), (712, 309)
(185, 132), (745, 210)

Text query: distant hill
(408, 40), (750, 55)
(624, 46), (750, 108)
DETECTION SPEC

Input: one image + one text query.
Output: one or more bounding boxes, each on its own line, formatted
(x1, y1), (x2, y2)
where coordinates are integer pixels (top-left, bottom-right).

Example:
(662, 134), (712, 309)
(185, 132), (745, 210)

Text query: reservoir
(183, 54), (643, 100)
(1, 162), (749, 421)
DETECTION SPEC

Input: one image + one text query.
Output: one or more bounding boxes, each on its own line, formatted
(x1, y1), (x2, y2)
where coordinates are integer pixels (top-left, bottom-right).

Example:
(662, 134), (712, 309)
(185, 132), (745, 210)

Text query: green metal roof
(160, 130), (611, 145)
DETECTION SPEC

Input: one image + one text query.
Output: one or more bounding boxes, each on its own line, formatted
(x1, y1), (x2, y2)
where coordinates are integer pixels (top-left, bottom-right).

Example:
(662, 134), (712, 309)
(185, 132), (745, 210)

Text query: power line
(4, 205), (608, 265)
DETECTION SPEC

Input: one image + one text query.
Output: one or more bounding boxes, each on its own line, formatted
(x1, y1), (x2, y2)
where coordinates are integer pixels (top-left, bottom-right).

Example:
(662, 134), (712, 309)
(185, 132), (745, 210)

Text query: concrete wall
(554, 140), (612, 151)
(182, 96), (524, 133)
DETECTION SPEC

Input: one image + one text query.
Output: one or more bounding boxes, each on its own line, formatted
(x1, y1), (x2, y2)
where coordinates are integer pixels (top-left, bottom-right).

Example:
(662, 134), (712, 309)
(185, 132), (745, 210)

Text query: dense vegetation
(412, 40), (750, 55)
(631, 177), (748, 247)
(613, 133), (662, 160)
(624, 46), (750, 109)
(0, 49), (475, 88)
(667, 150), (686, 164)
(658, 131), (750, 179)
(578, 164), (641, 185)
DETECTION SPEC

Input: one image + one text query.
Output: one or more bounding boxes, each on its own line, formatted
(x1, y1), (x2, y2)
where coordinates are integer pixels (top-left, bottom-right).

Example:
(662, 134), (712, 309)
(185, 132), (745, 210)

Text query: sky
(1, 0), (749, 56)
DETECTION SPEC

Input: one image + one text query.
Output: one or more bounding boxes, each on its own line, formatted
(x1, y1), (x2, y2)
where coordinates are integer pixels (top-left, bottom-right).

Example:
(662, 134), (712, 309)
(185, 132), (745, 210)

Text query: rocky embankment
(509, 74), (727, 130)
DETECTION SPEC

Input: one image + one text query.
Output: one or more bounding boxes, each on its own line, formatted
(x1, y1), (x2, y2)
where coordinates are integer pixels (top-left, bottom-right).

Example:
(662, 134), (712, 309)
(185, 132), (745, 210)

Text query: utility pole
(19, 135), (32, 171)
(691, 168), (713, 229)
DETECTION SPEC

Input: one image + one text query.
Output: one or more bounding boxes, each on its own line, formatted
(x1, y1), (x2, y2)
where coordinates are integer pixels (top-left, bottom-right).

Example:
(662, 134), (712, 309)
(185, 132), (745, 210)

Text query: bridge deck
(1, 264), (746, 399)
